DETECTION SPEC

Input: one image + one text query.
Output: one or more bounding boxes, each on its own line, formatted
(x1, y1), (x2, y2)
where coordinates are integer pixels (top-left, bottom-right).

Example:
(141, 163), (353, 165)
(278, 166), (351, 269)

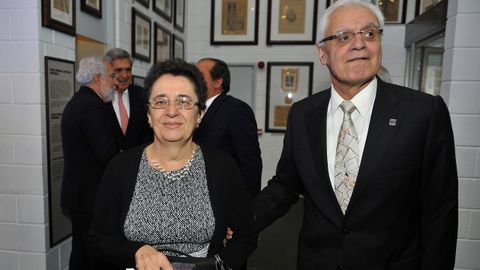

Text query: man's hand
(135, 245), (173, 270)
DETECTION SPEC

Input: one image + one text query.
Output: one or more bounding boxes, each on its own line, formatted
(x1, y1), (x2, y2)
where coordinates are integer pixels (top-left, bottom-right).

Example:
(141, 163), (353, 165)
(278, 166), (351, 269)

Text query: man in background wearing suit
(195, 58), (262, 198)
(105, 48), (152, 151)
(252, 0), (458, 269)
(61, 56), (118, 269)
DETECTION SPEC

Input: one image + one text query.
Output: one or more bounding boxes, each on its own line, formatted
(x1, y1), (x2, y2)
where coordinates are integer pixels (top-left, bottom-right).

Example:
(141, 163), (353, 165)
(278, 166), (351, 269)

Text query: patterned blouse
(123, 147), (215, 257)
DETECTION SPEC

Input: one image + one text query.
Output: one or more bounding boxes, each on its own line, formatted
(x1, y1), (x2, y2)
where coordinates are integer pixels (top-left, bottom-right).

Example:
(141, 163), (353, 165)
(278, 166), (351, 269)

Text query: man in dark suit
(61, 56), (118, 269)
(105, 48), (152, 151)
(252, 1), (458, 269)
(195, 58), (262, 198)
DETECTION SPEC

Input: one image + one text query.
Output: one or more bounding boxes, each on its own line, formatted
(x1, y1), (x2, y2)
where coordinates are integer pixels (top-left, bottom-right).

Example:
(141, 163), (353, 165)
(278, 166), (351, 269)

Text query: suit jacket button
(337, 266), (344, 270)
(343, 228), (350, 235)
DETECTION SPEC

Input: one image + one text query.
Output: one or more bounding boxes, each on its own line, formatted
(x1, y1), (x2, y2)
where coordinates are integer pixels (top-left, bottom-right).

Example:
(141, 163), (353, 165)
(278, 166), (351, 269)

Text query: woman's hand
(135, 245), (173, 270)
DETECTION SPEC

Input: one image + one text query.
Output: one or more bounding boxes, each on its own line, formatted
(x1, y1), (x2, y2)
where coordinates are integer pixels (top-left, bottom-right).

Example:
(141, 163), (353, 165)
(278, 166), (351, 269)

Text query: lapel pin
(389, 118), (397, 126)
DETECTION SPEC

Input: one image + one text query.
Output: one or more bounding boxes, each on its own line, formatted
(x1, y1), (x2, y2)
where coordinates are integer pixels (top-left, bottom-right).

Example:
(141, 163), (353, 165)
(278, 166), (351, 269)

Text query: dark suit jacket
(61, 86), (118, 213)
(89, 145), (257, 270)
(253, 78), (458, 270)
(193, 93), (262, 197)
(108, 84), (152, 151)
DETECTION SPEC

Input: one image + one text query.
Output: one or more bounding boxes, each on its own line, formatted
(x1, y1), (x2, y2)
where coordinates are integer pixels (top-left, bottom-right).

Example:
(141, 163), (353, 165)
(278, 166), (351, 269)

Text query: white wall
(443, 1), (480, 269)
(0, 0), (73, 269)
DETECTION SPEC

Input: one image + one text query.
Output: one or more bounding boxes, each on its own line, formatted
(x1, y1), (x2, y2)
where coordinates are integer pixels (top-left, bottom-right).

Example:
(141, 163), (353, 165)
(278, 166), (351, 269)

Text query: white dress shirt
(326, 78), (377, 189)
(111, 89), (131, 125)
(203, 93), (221, 114)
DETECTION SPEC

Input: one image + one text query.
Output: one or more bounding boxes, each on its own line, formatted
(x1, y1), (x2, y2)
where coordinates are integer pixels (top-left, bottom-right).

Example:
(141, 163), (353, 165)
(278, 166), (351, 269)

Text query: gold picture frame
(266, 62), (313, 132)
(211, 0), (259, 45)
(267, 0), (318, 44)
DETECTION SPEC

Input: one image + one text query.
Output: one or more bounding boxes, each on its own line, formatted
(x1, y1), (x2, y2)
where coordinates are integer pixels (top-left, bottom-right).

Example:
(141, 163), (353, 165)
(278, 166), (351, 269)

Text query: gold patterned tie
(334, 101), (359, 214)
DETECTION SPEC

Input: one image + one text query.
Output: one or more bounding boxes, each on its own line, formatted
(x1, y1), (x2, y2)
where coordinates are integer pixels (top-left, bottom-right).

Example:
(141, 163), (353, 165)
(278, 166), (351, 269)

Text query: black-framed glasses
(148, 96), (198, 110)
(114, 67), (132, 73)
(319, 27), (383, 45)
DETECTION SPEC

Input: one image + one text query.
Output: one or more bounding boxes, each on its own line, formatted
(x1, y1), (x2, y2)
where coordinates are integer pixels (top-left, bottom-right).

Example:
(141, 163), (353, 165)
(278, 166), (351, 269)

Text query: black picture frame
(326, 0), (406, 23)
(210, 0), (259, 45)
(153, 0), (173, 21)
(45, 56), (76, 247)
(136, 0), (150, 9)
(267, 0), (318, 45)
(172, 34), (185, 60)
(154, 22), (172, 63)
(132, 8), (152, 62)
(80, 0), (102, 18)
(266, 62), (313, 133)
(174, 0), (185, 32)
(415, 0), (442, 17)
(41, 0), (76, 36)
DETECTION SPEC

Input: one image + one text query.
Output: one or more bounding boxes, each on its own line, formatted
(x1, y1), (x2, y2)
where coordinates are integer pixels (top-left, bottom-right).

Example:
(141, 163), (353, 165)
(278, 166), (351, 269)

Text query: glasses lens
(175, 97), (194, 110)
(336, 32), (353, 44)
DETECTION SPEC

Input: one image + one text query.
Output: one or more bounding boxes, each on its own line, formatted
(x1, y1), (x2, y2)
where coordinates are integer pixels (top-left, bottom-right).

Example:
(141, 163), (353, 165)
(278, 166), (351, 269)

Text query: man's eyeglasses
(319, 27), (383, 45)
(148, 96), (198, 110)
(114, 67), (132, 73)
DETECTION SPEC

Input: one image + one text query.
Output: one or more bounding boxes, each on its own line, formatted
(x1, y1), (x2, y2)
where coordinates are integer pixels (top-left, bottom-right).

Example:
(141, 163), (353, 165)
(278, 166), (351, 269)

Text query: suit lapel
(199, 93), (227, 130)
(306, 91), (344, 225)
(347, 80), (401, 214)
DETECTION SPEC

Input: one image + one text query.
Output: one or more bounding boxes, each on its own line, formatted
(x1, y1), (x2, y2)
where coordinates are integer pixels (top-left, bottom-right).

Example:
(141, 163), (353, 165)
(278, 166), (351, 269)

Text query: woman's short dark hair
(144, 58), (207, 110)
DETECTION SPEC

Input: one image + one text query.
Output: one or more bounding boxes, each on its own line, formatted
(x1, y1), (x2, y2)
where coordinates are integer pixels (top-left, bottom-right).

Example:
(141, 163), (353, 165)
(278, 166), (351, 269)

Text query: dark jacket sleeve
(228, 102), (262, 197)
(420, 96), (458, 269)
(88, 147), (145, 269)
(251, 103), (303, 232)
(202, 146), (258, 269)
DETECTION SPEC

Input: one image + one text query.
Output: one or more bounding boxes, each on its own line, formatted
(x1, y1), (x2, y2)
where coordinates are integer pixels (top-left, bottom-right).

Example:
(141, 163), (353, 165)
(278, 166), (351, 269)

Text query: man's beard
(101, 86), (114, 103)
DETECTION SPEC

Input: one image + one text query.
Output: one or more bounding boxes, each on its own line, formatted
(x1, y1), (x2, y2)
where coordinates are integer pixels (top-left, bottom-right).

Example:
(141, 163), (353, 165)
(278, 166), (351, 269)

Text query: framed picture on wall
(172, 34), (185, 59)
(415, 0), (442, 16)
(154, 22), (172, 63)
(266, 62), (313, 133)
(174, 0), (185, 32)
(41, 0), (76, 36)
(210, 0), (259, 45)
(132, 8), (152, 62)
(80, 0), (102, 18)
(45, 56), (76, 246)
(153, 0), (172, 21)
(136, 0), (150, 8)
(267, 0), (318, 45)
(326, 0), (406, 23)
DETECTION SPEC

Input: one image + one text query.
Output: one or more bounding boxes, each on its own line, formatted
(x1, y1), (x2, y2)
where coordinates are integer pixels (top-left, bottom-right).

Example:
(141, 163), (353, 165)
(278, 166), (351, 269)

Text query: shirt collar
(329, 77), (377, 116)
(205, 93), (221, 111)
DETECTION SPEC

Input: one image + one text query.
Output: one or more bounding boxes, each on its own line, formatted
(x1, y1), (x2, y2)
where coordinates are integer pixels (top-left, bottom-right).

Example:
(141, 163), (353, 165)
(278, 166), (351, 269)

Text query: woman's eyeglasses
(148, 96), (198, 110)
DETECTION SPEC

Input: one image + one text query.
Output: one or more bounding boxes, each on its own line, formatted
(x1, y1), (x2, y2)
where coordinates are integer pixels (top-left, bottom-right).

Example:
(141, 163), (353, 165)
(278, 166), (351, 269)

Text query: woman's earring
(148, 121), (152, 128)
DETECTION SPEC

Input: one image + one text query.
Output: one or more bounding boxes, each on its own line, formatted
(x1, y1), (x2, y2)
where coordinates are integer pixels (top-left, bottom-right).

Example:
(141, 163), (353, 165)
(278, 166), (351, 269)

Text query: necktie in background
(334, 101), (360, 214)
(117, 92), (128, 135)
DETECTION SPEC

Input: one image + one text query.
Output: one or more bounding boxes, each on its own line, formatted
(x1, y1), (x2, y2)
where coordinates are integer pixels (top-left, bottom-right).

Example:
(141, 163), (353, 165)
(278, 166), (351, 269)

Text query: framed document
(80, 0), (102, 18)
(136, 0), (150, 8)
(133, 76), (146, 88)
(45, 56), (76, 246)
(172, 34), (185, 60)
(266, 62), (313, 133)
(174, 0), (185, 32)
(154, 0), (172, 21)
(415, 0), (442, 16)
(154, 22), (172, 63)
(210, 0), (259, 45)
(326, 0), (406, 23)
(41, 0), (76, 36)
(267, 0), (318, 44)
(132, 8), (152, 62)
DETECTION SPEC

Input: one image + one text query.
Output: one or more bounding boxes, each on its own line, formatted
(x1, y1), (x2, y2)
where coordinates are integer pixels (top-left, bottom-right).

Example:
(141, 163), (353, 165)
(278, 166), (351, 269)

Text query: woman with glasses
(88, 58), (257, 270)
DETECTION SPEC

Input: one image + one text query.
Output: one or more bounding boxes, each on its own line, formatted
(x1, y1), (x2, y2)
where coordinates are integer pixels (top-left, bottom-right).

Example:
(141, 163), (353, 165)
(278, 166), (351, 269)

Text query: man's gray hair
(317, 0), (385, 44)
(105, 48), (132, 64)
(75, 56), (106, 85)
